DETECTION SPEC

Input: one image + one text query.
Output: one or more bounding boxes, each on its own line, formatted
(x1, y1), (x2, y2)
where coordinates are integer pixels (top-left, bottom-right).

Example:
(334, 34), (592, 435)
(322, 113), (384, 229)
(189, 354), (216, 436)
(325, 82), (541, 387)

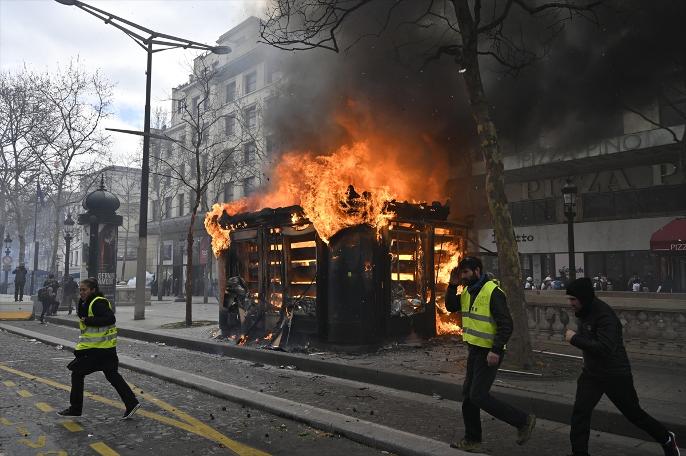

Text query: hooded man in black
(565, 277), (680, 456)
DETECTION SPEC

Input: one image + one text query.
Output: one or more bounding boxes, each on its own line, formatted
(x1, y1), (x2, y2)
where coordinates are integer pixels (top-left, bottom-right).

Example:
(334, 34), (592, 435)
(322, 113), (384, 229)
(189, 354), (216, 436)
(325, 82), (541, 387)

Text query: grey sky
(0, 0), (266, 160)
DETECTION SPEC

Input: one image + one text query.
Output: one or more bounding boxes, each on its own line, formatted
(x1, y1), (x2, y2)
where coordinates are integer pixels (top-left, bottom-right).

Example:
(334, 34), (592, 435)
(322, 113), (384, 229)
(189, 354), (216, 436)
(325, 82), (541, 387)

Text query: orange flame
(434, 242), (463, 336)
(204, 201), (248, 257)
(204, 101), (451, 253)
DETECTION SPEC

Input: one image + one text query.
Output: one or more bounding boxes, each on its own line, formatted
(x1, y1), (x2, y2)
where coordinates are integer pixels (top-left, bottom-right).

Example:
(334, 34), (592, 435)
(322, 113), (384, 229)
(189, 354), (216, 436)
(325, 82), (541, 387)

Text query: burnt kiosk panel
(326, 225), (382, 345)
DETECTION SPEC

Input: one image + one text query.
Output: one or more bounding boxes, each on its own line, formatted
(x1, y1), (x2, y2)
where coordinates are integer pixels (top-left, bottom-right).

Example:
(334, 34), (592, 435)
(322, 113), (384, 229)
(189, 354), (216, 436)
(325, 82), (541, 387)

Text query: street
(0, 322), (674, 456)
(0, 328), (383, 456)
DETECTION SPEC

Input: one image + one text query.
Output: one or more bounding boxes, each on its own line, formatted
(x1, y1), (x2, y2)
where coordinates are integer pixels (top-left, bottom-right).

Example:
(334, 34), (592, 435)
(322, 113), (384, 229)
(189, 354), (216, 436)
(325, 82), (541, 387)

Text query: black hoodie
(566, 278), (631, 376)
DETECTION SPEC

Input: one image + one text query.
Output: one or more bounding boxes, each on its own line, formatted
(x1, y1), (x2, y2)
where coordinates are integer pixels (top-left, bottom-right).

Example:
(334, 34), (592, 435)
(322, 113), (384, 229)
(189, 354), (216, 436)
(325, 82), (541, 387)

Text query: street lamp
(55, 0), (230, 320)
(2, 233), (12, 294)
(562, 179), (578, 282)
(63, 212), (75, 281)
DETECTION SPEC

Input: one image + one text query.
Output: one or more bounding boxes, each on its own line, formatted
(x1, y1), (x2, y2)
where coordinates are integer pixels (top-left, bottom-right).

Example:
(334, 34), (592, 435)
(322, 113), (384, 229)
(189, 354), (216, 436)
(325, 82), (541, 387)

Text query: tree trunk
(455, 0), (533, 369)
(50, 201), (62, 273)
(185, 205), (198, 327)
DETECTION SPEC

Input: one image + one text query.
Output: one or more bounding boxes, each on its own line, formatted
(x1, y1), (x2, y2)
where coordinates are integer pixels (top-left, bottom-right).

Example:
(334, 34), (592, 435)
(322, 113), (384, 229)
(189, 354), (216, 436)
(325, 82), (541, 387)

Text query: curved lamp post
(562, 179), (578, 282)
(54, 0), (230, 319)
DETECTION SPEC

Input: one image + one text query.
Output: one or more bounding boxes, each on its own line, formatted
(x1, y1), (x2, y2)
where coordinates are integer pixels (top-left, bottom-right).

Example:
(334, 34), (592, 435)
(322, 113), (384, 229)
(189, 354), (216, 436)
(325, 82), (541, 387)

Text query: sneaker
(516, 414), (536, 445)
(450, 439), (482, 452)
(57, 408), (81, 417)
(121, 402), (140, 420)
(663, 431), (681, 456)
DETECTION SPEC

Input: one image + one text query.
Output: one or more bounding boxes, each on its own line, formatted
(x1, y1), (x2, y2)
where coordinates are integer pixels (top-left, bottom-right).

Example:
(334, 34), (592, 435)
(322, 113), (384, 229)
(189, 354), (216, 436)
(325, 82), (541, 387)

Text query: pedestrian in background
(62, 275), (78, 315)
(564, 277), (680, 456)
(57, 277), (140, 419)
(37, 286), (54, 324)
(446, 256), (536, 452)
(43, 273), (60, 315)
(12, 264), (28, 301)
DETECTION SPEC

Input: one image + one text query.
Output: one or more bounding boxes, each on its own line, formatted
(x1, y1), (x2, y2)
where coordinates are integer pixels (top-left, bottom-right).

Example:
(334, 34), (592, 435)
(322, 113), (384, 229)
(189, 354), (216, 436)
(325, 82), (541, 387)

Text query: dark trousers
(570, 372), (668, 455)
(39, 300), (50, 322)
(462, 345), (528, 442)
(70, 363), (137, 413)
(14, 282), (25, 301)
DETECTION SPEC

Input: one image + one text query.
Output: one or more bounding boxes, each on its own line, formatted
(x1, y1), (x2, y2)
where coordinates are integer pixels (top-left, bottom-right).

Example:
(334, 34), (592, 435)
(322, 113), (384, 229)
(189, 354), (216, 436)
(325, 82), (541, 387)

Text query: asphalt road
(0, 329), (384, 456)
(1, 322), (676, 456)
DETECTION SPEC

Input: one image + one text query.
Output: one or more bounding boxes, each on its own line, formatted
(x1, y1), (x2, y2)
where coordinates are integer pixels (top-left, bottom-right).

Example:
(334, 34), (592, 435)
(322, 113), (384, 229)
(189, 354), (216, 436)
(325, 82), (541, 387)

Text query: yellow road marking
(37, 451), (68, 456)
(3, 380), (16, 387)
(0, 417), (16, 426)
(0, 363), (271, 456)
(17, 389), (33, 397)
(129, 382), (270, 456)
(35, 402), (54, 412)
(19, 434), (46, 448)
(61, 420), (83, 432)
(90, 441), (120, 456)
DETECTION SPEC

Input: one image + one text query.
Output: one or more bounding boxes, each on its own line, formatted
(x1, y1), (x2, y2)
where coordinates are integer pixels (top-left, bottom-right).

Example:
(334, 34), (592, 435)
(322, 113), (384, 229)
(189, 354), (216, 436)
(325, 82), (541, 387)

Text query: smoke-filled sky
(265, 0), (685, 163)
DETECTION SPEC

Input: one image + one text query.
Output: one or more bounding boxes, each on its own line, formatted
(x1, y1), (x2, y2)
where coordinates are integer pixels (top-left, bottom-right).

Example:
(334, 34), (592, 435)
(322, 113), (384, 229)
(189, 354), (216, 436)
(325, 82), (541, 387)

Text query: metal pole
(30, 188), (39, 295)
(567, 213), (576, 281)
(64, 235), (71, 279)
(134, 41), (153, 320)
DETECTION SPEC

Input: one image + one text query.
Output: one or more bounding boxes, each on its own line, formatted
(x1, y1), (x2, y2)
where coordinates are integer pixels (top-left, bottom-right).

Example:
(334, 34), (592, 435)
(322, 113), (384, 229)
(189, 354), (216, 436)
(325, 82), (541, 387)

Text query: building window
(244, 105), (257, 129)
(192, 96), (199, 113)
(225, 115), (236, 136)
(243, 177), (256, 196)
(152, 200), (160, 221)
(266, 135), (277, 156)
(225, 81), (236, 103)
(176, 98), (185, 114)
(164, 197), (172, 219)
(244, 71), (257, 94)
(582, 184), (686, 220)
(243, 141), (256, 164)
(178, 194), (185, 217)
(224, 182), (234, 202)
(509, 198), (556, 226)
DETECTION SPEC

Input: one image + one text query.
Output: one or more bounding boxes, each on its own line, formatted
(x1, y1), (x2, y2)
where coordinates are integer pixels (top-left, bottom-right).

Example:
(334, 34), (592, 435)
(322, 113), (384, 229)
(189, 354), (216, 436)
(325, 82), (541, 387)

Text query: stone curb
(41, 317), (686, 440)
(0, 323), (478, 456)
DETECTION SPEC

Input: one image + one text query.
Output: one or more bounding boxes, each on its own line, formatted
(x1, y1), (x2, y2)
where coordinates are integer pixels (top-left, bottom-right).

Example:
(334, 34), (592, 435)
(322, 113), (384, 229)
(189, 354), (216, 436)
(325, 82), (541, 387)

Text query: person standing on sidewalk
(12, 264), (27, 301)
(564, 277), (680, 456)
(445, 256), (536, 452)
(62, 275), (78, 315)
(57, 277), (140, 420)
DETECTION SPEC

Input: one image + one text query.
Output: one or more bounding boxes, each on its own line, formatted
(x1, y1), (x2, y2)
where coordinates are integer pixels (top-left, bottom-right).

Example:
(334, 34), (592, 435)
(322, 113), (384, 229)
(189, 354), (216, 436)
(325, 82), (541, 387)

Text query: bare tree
(262, 0), (603, 368)
(0, 69), (48, 266)
(156, 56), (266, 326)
(33, 60), (113, 273)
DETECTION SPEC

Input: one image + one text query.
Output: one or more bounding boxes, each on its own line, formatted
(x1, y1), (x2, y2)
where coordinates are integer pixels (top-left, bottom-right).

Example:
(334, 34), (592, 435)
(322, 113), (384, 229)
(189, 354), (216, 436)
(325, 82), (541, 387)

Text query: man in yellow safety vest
(57, 277), (140, 419)
(445, 256), (535, 452)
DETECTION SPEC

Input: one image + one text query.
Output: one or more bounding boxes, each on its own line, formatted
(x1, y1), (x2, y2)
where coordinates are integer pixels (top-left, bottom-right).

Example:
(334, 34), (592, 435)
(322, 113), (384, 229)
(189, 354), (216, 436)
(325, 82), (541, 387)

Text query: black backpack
(37, 287), (50, 300)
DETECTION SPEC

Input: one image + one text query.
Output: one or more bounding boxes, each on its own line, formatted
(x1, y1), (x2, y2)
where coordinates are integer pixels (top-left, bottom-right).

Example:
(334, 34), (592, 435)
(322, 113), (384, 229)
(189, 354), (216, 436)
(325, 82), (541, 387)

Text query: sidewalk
(38, 297), (686, 440)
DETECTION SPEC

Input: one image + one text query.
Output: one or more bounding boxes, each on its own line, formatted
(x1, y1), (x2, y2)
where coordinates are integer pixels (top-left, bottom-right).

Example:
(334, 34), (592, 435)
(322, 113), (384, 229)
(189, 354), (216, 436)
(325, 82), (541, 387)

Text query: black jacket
(445, 278), (513, 355)
(74, 293), (117, 363)
(571, 297), (631, 376)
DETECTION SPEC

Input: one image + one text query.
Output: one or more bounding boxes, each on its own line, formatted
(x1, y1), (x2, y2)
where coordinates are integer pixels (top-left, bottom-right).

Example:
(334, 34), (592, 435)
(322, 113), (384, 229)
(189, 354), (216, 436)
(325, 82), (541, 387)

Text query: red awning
(650, 218), (686, 252)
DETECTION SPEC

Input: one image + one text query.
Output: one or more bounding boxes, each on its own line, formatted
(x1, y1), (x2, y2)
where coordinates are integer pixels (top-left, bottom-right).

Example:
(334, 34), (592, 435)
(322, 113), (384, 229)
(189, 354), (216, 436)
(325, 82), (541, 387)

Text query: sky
(0, 0), (267, 161)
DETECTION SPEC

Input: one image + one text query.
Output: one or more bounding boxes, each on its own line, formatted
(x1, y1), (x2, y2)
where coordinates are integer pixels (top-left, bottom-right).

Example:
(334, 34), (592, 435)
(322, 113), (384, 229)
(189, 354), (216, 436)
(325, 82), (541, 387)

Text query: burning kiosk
(212, 187), (466, 346)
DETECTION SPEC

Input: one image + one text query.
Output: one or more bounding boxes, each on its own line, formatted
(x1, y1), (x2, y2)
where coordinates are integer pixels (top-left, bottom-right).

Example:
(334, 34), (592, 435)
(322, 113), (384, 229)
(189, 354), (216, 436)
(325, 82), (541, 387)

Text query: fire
(435, 242), (462, 285)
(204, 101), (451, 252)
(204, 200), (248, 256)
(434, 241), (463, 336)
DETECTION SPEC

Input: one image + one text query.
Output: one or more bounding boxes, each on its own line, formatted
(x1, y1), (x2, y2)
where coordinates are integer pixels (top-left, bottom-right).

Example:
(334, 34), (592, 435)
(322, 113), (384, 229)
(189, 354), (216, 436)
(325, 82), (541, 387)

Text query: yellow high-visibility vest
(75, 296), (117, 351)
(460, 280), (501, 348)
